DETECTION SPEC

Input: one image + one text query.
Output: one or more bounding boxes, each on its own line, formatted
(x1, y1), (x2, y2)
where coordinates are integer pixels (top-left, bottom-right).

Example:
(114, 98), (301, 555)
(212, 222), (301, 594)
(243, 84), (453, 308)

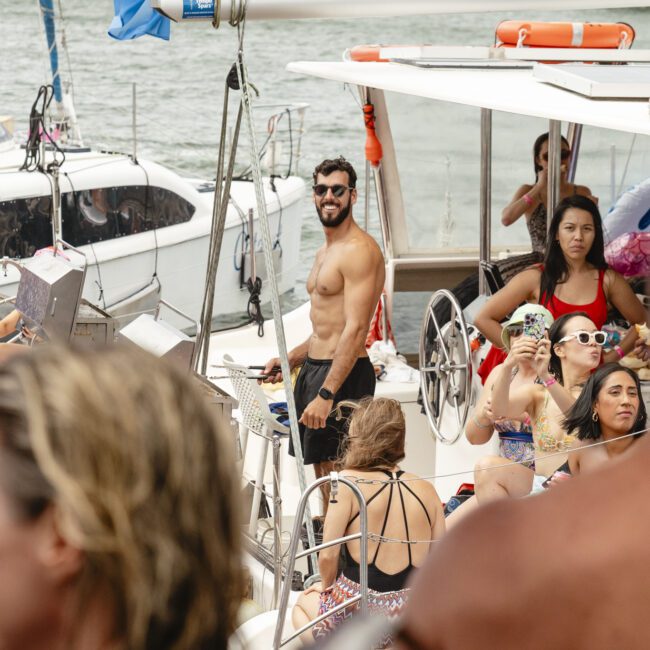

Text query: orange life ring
(346, 44), (395, 62)
(496, 21), (634, 49)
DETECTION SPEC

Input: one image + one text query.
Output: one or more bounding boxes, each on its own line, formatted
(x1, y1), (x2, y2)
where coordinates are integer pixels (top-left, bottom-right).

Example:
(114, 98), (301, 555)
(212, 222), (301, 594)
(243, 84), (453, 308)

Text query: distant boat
(0, 0), (308, 329)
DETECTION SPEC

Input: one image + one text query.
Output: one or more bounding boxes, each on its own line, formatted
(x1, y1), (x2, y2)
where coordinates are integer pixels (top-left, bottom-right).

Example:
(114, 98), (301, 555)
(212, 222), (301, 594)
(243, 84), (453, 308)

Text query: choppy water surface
(3, 3), (649, 349)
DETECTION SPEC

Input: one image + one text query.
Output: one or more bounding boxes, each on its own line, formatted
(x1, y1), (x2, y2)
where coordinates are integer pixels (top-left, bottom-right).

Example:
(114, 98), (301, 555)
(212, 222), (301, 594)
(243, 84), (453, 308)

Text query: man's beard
(316, 202), (351, 228)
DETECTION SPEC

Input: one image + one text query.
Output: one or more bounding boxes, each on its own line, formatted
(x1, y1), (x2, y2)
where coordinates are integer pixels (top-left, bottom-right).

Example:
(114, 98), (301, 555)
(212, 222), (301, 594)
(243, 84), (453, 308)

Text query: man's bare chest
(307, 250), (344, 297)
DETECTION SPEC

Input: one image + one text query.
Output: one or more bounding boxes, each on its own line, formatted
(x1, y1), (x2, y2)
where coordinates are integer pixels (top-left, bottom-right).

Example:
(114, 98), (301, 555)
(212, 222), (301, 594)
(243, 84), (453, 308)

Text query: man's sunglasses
(313, 184), (353, 197)
(542, 150), (570, 162)
(558, 330), (607, 346)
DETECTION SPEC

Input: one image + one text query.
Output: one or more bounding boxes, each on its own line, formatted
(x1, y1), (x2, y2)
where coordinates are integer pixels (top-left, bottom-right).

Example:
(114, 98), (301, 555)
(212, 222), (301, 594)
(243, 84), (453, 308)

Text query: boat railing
(54, 81), (308, 179)
(273, 472), (369, 649)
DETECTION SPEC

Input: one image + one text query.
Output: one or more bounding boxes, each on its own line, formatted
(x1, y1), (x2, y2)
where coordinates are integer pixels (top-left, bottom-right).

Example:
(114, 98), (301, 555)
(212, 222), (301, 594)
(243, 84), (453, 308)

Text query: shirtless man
(263, 157), (385, 504)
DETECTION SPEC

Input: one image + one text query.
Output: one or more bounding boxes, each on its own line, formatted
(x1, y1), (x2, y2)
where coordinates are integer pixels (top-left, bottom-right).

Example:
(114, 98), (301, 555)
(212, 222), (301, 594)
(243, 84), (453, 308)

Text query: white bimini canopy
(286, 61), (650, 135)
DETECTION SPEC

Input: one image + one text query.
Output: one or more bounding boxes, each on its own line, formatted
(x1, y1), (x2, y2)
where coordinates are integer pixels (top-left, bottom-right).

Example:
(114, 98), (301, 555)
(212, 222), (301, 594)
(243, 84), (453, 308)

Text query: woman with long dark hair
(475, 195), (647, 367)
(501, 132), (594, 254)
(565, 363), (646, 475)
(471, 312), (603, 501)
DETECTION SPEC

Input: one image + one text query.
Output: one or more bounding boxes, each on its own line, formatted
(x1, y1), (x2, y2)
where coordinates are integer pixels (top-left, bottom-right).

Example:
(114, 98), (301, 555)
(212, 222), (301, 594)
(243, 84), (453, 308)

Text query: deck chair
(479, 260), (506, 295)
(222, 354), (291, 536)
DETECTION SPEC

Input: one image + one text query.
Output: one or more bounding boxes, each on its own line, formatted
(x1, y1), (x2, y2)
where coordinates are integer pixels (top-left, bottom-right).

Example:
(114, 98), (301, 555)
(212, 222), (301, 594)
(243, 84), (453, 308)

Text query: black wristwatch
(318, 386), (334, 401)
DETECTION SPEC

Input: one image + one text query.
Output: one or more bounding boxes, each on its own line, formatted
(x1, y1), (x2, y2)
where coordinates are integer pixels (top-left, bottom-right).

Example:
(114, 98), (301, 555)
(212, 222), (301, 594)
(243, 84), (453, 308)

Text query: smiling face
(555, 207), (596, 262)
(554, 315), (602, 372)
(313, 170), (357, 228)
(594, 371), (640, 437)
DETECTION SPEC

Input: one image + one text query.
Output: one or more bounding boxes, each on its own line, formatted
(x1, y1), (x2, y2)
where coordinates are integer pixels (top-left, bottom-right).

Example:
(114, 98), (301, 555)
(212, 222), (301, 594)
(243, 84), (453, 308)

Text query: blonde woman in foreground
(0, 345), (242, 650)
(292, 397), (445, 647)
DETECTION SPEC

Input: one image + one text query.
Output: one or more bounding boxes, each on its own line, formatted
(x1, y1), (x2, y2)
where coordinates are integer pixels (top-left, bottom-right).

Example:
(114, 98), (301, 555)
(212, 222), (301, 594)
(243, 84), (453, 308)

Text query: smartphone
(523, 313), (545, 340)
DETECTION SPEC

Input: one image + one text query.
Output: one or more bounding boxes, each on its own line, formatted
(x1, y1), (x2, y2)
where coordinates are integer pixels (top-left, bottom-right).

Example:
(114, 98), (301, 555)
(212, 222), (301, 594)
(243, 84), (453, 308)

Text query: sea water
(3, 3), (649, 351)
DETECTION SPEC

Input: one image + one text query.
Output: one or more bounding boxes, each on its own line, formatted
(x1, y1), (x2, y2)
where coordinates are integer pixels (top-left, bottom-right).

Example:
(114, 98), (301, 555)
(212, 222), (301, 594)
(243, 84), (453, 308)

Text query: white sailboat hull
(0, 149), (305, 329)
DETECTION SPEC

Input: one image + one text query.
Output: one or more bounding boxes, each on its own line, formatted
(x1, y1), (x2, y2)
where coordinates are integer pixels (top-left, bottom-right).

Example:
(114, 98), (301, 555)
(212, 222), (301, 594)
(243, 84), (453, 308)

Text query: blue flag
(108, 0), (171, 41)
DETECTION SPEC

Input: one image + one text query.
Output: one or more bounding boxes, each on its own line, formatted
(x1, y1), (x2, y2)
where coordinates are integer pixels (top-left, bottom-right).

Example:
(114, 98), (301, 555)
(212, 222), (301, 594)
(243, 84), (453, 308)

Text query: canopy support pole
(547, 120), (562, 231)
(479, 108), (492, 296)
(566, 122), (582, 184)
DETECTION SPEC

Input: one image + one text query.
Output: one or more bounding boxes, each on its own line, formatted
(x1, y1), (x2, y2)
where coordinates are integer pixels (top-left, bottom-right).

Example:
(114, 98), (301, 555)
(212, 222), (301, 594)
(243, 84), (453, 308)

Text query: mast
(151, 0), (650, 22)
(38, 0), (83, 145)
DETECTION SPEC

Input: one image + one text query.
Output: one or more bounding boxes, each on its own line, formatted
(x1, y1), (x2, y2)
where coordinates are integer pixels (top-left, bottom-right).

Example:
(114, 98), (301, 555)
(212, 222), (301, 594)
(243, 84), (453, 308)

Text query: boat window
(61, 186), (196, 246)
(148, 186), (196, 228)
(384, 93), (491, 254)
(0, 196), (53, 258)
(383, 92), (650, 256)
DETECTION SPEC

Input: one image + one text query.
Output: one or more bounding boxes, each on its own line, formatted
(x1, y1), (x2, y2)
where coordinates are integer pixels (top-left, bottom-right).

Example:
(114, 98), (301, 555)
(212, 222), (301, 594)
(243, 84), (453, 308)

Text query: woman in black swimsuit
(292, 397), (445, 646)
(501, 132), (594, 254)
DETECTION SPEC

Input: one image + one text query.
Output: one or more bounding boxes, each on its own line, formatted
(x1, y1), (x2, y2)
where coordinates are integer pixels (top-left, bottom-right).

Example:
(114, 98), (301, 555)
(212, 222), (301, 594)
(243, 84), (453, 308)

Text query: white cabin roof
(286, 61), (650, 135)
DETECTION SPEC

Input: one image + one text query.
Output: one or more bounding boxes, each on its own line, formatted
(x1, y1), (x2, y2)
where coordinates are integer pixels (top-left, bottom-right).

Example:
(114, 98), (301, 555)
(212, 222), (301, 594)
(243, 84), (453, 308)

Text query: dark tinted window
(0, 196), (53, 258)
(62, 185), (195, 247)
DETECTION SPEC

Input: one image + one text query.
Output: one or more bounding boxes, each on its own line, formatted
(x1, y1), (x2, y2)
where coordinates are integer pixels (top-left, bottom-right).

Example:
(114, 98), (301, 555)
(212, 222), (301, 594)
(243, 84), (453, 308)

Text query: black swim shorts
(290, 356), (376, 465)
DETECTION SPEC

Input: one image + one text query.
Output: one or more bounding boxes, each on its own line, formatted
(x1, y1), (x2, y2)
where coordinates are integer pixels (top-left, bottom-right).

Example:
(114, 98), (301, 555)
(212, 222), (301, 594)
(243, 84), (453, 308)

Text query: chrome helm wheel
(419, 289), (473, 445)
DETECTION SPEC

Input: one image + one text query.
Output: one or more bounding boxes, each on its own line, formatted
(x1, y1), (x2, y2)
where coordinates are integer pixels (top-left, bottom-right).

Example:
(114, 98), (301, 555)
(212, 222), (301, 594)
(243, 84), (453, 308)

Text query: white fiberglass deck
(286, 61), (650, 135)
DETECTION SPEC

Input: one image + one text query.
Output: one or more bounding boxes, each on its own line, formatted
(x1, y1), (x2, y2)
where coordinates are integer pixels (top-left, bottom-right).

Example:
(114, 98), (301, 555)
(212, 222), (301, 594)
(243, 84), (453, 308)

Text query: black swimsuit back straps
(343, 470), (432, 592)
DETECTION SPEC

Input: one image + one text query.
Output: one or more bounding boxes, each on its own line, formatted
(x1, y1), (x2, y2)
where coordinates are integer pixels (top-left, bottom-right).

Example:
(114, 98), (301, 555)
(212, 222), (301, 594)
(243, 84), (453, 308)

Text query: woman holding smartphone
(475, 195), (648, 374)
(472, 312), (604, 501)
(466, 304), (554, 465)
(501, 132), (594, 254)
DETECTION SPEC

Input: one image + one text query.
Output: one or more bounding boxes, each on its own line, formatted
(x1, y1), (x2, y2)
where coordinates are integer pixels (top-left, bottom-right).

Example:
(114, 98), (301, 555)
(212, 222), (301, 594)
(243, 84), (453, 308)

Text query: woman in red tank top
(475, 195), (647, 382)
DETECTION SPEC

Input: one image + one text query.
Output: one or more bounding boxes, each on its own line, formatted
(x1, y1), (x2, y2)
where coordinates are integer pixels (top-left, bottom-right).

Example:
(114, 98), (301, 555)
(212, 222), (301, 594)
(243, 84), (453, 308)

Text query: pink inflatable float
(604, 178), (650, 278)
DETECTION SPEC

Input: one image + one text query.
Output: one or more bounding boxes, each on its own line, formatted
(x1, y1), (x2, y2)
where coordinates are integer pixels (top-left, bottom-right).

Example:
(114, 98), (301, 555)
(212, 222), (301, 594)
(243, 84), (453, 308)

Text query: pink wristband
(543, 376), (557, 388)
(522, 193), (534, 207)
(614, 345), (625, 359)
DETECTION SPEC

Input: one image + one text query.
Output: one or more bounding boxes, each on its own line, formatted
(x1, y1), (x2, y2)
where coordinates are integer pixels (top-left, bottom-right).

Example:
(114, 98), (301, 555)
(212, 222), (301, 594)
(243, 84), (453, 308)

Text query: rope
(246, 276), (265, 337)
(196, 69), (244, 373)
(351, 424), (650, 486)
(211, 0), (221, 29)
(21, 85), (65, 173)
(211, 0), (246, 29)
(233, 9), (317, 560)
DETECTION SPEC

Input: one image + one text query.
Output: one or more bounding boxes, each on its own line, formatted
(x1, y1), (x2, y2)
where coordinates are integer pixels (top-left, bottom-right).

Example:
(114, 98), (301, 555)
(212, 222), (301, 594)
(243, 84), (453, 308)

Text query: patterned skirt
(498, 433), (536, 471)
(312, 574), (409, 647)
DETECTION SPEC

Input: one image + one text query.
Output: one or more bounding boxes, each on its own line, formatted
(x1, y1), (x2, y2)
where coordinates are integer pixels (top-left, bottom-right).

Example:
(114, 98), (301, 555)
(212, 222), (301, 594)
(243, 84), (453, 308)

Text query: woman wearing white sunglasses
(473, 311), (603, 501)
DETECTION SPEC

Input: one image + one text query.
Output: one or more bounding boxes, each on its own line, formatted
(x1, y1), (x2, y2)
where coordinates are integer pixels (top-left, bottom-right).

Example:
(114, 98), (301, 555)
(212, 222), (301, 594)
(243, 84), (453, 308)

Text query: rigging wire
(55, 0), (76, 107)
(350, 423), (650, 486)
(63, 172), (106, 308)
(231, 0), (318, 563)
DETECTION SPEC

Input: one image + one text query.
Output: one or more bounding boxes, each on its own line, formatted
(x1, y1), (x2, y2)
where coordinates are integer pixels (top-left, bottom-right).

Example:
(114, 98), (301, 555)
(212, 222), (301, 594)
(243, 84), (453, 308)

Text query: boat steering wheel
(419, 289), (473, 445)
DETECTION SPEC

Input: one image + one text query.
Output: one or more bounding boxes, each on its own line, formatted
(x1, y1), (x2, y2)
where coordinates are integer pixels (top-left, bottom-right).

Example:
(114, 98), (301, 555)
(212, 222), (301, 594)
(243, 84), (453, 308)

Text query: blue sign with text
(182, 0), (215, 19)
